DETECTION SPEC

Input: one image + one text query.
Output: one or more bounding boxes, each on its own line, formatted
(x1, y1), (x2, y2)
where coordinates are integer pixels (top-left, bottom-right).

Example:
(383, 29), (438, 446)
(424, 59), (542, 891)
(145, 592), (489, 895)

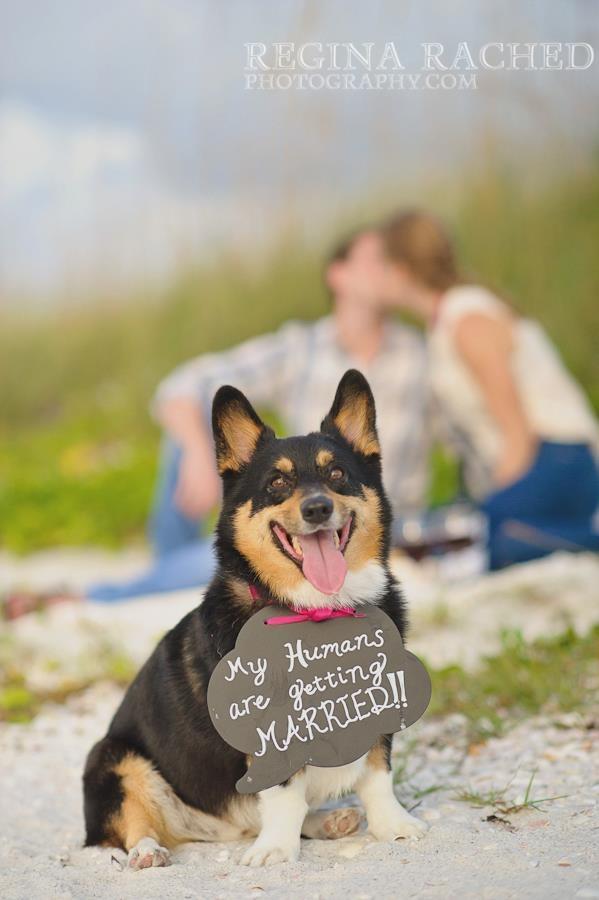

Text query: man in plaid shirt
(89, 230), (429, 599)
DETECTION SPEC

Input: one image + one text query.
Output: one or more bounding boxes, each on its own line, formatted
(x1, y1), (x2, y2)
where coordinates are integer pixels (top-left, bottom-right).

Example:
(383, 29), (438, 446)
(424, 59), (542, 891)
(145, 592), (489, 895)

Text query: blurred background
(1, 7), (599, 891)
(1, 0), (598, 553)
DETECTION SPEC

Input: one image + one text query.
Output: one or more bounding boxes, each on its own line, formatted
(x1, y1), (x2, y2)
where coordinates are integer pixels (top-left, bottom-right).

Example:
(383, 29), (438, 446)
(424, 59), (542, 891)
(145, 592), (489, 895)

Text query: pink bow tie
(265, 607), (365, 626)
(247, 584), (364, 625)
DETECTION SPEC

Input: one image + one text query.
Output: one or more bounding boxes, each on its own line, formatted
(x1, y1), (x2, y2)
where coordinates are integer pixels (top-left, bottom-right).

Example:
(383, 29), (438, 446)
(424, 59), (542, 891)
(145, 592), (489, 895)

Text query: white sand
(1, 550), (599, 898)
(1, 688), (597, 900)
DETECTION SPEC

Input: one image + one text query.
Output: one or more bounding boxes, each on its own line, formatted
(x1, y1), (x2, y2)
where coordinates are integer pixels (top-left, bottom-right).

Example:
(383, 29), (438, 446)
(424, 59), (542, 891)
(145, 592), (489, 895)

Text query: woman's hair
(382, 210), (461, 292)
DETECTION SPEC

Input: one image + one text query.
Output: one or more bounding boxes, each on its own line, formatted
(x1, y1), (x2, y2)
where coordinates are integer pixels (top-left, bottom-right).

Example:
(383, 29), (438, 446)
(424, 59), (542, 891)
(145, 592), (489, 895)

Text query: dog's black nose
(301, 495), (333, 525)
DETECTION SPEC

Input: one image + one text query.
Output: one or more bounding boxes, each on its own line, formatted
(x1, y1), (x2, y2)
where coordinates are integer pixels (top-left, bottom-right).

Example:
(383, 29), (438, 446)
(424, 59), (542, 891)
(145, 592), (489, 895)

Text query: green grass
(390, 625), (598, 805)
(0, 627), (137, 723)
(1, 164), (598, 552)
(389, 624), (598, 793)
(0, 414), (157, 552)
(426, 625), (599, 741)
(453, 770), (566, 815)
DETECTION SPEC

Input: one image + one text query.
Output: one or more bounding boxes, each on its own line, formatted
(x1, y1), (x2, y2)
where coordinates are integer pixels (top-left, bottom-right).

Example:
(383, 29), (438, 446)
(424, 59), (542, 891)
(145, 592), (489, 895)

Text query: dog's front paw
(241, 837), (300, 867)
(127, 837), (171, 870)
(368, 807), (428, 842)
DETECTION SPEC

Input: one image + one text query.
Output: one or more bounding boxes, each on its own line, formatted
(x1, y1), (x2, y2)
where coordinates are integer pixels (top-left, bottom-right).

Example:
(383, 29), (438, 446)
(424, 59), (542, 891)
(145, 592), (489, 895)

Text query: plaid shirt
(153, 316), (429, 515)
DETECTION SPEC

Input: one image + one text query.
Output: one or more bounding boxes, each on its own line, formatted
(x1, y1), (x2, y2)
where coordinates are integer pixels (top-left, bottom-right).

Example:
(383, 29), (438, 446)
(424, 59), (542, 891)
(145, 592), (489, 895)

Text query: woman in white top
(373, 210), (599, 568)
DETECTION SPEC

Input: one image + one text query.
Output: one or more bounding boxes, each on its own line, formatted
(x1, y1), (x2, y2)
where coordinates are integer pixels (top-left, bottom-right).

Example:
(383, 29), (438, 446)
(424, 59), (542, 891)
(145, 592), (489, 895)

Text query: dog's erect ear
(321, 369), (380, 457)
(212, 386), (274, 475)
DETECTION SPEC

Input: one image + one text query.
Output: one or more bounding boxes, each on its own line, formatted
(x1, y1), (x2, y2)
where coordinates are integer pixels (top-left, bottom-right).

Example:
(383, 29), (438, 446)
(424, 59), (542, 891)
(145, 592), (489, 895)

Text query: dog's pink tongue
(298, 530), (347, 595)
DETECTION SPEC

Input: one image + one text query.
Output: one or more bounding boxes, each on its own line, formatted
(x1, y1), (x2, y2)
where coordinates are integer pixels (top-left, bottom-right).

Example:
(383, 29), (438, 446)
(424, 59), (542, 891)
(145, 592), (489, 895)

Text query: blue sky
(2, 0), (598, 301)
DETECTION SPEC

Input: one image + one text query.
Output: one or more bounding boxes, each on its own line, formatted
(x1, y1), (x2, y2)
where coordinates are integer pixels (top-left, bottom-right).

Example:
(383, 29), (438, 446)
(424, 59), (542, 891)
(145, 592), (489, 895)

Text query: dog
(83, 369), (426, 869)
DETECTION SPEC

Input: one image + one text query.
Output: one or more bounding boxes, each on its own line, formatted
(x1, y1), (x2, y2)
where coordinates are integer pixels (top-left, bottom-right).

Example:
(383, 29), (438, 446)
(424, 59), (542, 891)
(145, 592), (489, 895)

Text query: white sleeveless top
(428, 286), (599, 499)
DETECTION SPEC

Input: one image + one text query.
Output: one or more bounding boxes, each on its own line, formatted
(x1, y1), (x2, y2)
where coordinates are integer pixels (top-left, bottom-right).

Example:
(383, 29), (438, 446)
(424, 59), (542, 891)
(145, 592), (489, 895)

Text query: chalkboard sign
(208, 605), (431, 794)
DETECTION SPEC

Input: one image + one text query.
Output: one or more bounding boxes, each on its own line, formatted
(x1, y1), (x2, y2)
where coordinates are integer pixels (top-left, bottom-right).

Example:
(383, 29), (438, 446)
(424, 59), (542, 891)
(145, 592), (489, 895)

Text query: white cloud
(0, 103), (144, 198)
(0, 102), (282, 301)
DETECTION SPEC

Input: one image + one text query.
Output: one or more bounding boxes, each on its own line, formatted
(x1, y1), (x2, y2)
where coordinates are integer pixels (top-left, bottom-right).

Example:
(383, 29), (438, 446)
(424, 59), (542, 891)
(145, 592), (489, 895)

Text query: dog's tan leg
(109, 755), (172, 869)
(355, 738), (427, 841)
(301, 807), (362, 839)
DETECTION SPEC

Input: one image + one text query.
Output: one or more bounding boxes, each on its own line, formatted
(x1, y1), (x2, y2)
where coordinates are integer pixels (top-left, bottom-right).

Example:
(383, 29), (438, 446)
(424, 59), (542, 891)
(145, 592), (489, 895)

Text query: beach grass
(1, 165), (598, 552)
(427, 624), (599, 741)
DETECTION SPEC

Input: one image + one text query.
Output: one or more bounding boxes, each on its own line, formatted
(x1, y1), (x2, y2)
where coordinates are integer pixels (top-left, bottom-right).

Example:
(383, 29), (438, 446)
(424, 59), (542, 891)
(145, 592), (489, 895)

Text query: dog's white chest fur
(286, 560), (387, 609)
(304, 757), (367, 807)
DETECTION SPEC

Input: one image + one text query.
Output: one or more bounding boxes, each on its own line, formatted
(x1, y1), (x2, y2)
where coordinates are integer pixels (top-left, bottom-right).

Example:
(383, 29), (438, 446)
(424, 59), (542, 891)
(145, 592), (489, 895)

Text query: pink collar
(247, 583), (365, 626)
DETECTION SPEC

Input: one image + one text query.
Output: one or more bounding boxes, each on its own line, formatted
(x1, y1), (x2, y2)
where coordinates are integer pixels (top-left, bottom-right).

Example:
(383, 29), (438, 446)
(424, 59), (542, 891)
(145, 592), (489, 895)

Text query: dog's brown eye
(270, 474), (287, 490)
(329, 466), (345, 481)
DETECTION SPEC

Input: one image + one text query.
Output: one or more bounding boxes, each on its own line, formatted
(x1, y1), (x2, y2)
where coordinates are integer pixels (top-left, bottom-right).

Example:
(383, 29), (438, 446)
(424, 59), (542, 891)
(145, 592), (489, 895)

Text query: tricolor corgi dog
(83, 369), (426, 869)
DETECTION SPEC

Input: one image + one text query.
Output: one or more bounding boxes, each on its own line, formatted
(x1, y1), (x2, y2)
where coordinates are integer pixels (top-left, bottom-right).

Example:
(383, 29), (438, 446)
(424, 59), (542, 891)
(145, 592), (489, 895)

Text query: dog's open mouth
(271, 516), (353, 595)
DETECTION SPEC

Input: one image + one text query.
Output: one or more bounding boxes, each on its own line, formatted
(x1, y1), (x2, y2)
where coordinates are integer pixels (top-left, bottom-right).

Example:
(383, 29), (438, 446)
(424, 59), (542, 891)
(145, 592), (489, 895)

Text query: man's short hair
(326, 227), (368, 268)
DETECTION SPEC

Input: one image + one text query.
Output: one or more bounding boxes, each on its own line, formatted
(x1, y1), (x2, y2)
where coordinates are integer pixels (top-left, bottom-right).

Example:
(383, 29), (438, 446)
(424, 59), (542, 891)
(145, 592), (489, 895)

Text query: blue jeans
(88, 441), (216, 601)
(149, 441), (204, 558)
(482, 441), (599, 570)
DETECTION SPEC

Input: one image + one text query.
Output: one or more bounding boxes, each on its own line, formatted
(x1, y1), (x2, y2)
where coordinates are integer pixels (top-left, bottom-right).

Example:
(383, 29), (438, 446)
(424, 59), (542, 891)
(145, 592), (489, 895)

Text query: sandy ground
(1, 550), (599, 899)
